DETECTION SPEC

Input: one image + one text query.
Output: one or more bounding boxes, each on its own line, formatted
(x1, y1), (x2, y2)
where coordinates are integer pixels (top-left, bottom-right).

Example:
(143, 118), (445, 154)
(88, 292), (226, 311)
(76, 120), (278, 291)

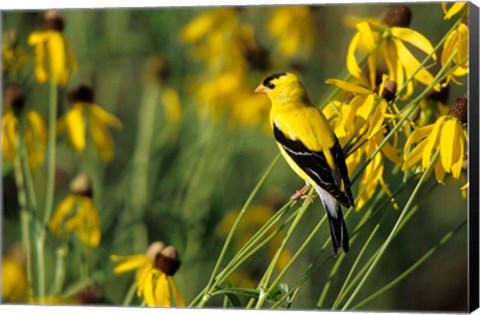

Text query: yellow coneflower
(111, 242), (185, 307)
(403, 96), (468, 184)
(1, 83), (47, 171)
(49, 173), (101, 248)
(27, 10), (76, 85)
(346, 5), (438, 96)
(267, 6), (314, 59)
(326, 77), (401, 209)
(441, 2), (467, 20)
(56, 85), (122, 162)
(441, 22), (468, 86)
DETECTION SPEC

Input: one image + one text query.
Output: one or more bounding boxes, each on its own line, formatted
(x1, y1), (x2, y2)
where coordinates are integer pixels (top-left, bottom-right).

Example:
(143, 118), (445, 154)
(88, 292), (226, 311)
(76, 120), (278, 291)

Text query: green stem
(351, 220), (466, 310)
(254, 198), (313, 309)
(341, 150), (440, 310)
(52, 245), (67, 295)
(122, 282), (138, 306)
(35, 78), (58, 302)
(196, 155), (280, 307)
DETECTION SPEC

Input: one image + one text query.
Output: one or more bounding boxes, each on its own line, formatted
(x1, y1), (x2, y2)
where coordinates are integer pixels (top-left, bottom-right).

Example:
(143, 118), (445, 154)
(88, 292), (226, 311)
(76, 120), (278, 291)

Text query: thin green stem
(341, 150), (440, 310)
(254, 198), (312, 309)
(351, 220), (466, 310)
(122, 282), (138, 306)
(196, 155), (280, 307)
(52, 245), (68, 295)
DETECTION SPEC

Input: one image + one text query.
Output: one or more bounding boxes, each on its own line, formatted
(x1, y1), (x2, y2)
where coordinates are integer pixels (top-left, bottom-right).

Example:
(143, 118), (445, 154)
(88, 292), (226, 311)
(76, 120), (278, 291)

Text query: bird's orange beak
(254, 84), (267, 94)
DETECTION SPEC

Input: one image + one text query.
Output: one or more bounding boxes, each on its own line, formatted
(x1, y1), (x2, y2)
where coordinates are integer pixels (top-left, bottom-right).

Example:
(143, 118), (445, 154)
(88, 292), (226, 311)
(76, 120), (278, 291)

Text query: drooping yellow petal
(391, 27), (437, 61)
(2, 113), (18, 161)
(168, 276), (185, 307)
(49, 195), (78, 235)
(395, 39), (436, 88)
(356, 22), (377, 51)
(346, 32), (363, 78)
(403, 138), (428, 171)
(440, 118), (456, 171)
(325, 79), (371, 95)
(64, 104), (86, 152)
(143, 270), (157, 307)
(89, 105), (123, 129)
(443, 2), (467, 20)
(154, 272), (170, 307)
(89, 115), (114, 162)
(47, 32), (69, 85)
(404, 124), (434, 157)
(451, 122), (465, 179)
(422, 117), (446, 170)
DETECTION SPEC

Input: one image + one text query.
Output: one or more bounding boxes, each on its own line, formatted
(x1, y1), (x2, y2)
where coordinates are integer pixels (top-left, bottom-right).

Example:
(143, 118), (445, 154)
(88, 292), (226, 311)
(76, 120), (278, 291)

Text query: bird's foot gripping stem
(290, 184), (313, 202)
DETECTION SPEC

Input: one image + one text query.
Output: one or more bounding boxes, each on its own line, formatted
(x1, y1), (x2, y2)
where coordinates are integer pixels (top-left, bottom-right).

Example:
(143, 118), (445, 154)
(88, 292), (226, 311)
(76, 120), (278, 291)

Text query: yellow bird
(255, 72), (354, 256)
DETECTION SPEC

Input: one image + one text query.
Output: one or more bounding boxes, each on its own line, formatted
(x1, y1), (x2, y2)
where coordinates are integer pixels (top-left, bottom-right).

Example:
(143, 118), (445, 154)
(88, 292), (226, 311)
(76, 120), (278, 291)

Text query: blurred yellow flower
(2, 256), (27, 302)
(268, 6), (314, 59)
(346, 6), (438, 96)
(2, 29), (29, 77)
(111, 242), (185, 307)
(56, 85), (122, 162)
(49, 174), (101, 248)
(181, 8), (271, 130)
(441, 2), (467, 20)
(403, 96), (468, 184)
(441, 22), (468, 86)
(27, 11), (76, 85)
(1, 83), (47, 171)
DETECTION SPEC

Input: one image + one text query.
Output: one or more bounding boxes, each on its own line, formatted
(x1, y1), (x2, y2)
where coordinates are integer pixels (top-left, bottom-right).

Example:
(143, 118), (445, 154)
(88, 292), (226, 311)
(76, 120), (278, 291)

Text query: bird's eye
(266, 82), (275, 89)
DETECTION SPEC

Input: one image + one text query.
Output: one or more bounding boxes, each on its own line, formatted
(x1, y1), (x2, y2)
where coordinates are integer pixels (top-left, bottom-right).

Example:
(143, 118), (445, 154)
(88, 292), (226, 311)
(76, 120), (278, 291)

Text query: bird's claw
(290, 185), (312, 203)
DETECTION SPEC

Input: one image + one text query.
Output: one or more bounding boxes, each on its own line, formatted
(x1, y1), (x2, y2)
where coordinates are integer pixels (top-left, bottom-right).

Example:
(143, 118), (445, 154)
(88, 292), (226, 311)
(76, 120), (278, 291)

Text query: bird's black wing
(273, 123), (352, 208)
(329, 139), (354, 207)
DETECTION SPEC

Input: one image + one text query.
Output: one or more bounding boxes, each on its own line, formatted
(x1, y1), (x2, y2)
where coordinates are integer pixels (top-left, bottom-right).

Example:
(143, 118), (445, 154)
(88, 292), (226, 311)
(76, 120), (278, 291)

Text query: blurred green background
(2, 3), (468, 311)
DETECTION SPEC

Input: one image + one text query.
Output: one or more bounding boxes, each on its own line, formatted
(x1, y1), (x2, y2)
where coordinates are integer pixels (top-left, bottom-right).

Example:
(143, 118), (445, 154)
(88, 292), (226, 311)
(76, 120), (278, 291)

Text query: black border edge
(469, 1), (480, 313)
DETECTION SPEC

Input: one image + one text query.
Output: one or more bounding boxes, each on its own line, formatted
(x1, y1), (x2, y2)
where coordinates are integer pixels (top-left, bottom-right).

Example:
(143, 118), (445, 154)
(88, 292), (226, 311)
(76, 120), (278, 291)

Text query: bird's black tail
(316, 186), (349, 256)
(326, 203), (349, 256)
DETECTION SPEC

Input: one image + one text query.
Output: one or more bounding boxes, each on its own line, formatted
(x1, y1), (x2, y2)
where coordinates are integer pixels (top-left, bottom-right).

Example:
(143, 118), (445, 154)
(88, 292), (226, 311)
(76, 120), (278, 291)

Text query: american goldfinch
(255, 72), (354, 256)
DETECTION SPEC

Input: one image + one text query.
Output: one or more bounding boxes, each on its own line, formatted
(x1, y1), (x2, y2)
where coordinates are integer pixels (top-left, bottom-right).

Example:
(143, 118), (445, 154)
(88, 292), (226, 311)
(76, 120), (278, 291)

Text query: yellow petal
(451, 122), (465, 179)
(154, 273), (170, 307)
(444, 2), (466, 20)
(404, 124), (434, 156)
(64, 105), (86, 152)
(89, 105), (123, 129)
(346, 32), (363, 78)
(112, 255), (151, 274)
(89, 115), (114, 161)
(403, 138), (428, 170)
(440, 118), (456, 171)
(422, 117), (446, 170)
(395, 39), (436, 88)
(143, 270), (156, 307)
(2, 113), (18, 160)
(168, 277), (185, 307)
(325, 79), (371, 95)
(356, 22), (377, 51)
(391, 27), (436, 61)
(49, 195), (78, 235)
(161, 87), (182, 124)
(47, 32), (69, 85)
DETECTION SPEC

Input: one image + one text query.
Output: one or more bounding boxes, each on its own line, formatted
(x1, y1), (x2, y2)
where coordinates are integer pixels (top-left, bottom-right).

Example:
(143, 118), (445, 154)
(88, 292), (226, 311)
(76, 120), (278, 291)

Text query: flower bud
(381, 5), (412, 28)
(154, 245), (181, 276)
(4, 82), (25, 112)
(42, 10), (65, 31)
(448, 96), (467, 124)
(70, 173), (93, 197)
(69, 85), (95, 103)
(145, 241), (166, 261)
(374, 79), (397, 102)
